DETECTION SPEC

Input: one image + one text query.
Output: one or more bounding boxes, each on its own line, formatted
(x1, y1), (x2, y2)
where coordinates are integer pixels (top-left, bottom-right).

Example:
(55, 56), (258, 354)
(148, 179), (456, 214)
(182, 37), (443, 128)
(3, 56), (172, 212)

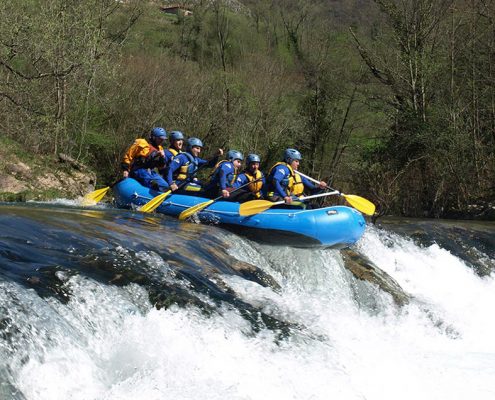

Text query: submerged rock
(341, 249), (410, 307)
(206, 244), (281, 290)
(0, 205), (297, 339)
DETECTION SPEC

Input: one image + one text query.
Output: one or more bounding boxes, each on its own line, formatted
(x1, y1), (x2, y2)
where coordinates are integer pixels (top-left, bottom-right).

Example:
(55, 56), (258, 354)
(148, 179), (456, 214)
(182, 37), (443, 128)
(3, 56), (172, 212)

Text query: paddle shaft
(238, 190), (341, 216)
(177, 177), (263, 220)
(138, 167), (206, 212)
(270, 191), (340, 206)
(294, 170), (342, 193)
(82, 178), (125, 205)
(110, 178), (125, 188)
(211, 177), (263, 202)
(295, 170), (375, 215)
(91, 177), (125, 194)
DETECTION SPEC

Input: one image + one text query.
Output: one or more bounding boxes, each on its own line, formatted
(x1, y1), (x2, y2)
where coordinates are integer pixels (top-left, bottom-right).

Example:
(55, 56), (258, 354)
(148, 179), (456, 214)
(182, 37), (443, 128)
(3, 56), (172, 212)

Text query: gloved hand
(148, 151), (164, 165)
(150, 180), (160, 191)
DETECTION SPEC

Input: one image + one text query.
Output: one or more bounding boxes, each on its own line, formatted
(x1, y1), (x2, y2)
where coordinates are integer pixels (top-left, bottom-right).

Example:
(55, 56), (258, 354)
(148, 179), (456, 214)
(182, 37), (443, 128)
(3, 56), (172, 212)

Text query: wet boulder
(341, 249), (410, 307)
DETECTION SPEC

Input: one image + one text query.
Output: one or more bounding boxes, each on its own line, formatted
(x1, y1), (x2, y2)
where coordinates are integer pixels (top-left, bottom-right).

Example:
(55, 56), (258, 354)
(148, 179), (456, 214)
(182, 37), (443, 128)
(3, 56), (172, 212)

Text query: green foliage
(0, 188), (66, 202)
(0, 135), (36, 165)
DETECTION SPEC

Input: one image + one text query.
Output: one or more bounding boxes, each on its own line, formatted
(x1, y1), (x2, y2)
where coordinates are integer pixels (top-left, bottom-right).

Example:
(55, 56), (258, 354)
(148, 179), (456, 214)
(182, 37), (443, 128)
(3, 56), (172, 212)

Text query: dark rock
(342, 249), (410, 307)
(58, 153), (87, 171)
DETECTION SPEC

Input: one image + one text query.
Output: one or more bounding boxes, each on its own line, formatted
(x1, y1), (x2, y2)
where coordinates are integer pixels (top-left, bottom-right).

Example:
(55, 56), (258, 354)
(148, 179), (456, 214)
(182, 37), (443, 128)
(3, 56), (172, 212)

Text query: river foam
(1, 205), (494, 400)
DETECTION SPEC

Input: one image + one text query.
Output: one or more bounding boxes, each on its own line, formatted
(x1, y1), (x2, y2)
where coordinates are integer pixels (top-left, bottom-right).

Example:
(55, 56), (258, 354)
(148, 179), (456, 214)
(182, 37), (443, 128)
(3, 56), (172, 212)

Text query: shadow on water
(0, 204), (298, 339)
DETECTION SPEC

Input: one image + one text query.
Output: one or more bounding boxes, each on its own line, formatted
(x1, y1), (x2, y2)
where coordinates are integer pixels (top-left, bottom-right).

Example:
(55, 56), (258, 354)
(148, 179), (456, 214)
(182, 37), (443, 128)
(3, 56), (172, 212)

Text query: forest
(1, 0), (494, 218)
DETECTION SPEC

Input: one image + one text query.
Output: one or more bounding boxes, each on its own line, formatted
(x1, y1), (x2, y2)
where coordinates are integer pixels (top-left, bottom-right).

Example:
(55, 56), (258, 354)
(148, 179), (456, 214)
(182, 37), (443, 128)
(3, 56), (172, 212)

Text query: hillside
(0, 0), (494, 217)
(0, 137), (95, 202)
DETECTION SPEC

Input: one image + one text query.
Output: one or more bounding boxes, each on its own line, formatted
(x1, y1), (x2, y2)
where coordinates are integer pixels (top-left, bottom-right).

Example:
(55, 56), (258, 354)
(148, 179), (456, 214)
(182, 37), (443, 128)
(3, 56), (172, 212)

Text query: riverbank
(1, 134), (493, 221)
(0, 136), (96, 202)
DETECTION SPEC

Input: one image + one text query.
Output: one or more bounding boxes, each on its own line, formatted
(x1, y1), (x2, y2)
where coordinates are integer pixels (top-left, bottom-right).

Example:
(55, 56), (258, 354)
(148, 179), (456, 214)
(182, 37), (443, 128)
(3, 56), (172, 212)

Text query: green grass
(0, 188), (66, 202)
(0, 135), (38, 168)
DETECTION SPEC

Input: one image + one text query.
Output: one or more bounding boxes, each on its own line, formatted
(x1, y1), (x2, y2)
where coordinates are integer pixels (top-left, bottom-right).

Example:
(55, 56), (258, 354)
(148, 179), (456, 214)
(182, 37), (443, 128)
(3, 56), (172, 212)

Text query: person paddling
(266, 148), (326, 204)
(231, 153), (265, 202)
(204, 150), (244, 199)
(166, 137), (223, 194)
(159, 130), (185, 178)
(164, 131), (185, 164)
(121, 127), (169, 191)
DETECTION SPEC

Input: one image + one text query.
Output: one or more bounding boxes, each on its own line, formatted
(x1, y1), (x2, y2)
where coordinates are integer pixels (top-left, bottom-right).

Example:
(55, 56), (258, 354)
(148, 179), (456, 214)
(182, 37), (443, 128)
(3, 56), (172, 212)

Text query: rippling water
(0, 203), (494, 400)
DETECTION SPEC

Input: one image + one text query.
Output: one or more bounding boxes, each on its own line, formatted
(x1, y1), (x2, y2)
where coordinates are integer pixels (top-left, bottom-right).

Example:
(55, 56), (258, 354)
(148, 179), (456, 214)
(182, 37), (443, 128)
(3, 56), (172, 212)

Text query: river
(0, 202), (494, 400)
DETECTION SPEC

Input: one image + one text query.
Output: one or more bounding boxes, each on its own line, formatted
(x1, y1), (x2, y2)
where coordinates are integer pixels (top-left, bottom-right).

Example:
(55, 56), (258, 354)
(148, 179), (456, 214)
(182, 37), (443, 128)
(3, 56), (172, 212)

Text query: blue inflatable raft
(113, 178), (366, 248)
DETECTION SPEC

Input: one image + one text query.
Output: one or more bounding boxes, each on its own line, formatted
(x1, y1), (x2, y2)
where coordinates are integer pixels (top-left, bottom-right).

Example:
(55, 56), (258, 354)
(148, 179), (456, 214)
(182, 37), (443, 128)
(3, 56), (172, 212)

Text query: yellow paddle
(138, 168), (208, 213)
(295, 171), (375, 216)
(178, 198), (218, 221)
(81, 179), (123, 206)
(239, 191), (340, 216)
(138, 189), (172, 213)
(178, 178), (262, 221)
(337, 194), (376, 216)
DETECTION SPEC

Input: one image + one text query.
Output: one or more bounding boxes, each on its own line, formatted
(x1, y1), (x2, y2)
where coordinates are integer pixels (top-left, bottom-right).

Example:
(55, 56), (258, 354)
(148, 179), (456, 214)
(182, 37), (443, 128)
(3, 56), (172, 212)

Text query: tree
(351, 0), (495, 216)
(0, 0), (140, 156)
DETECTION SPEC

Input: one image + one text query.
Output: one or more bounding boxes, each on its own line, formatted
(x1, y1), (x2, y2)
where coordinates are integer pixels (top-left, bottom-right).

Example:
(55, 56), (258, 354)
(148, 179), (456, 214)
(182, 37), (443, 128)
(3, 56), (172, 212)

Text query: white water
(4, 226), (495, 400)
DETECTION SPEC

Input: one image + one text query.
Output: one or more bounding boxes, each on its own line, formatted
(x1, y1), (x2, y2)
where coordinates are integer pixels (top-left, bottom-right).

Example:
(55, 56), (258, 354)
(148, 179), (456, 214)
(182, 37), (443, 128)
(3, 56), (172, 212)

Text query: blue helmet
(246, 153), (261, 164)
(284, 148), (302, 163)
(227, 150), (244, 161)
(151, 127), (167, 139)
(187, 137), (203, 152)
(170, 131), (184, 141)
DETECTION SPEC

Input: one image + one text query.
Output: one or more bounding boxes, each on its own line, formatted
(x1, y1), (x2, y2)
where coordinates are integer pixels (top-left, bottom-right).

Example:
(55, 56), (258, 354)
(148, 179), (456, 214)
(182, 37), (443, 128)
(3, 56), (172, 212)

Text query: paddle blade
(178, 199), (214, 221)
(343, 194), (376, 216)
(81, 186), (110, 206)
(138, 190), (171, 213)
(238, 200), (274, 216)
